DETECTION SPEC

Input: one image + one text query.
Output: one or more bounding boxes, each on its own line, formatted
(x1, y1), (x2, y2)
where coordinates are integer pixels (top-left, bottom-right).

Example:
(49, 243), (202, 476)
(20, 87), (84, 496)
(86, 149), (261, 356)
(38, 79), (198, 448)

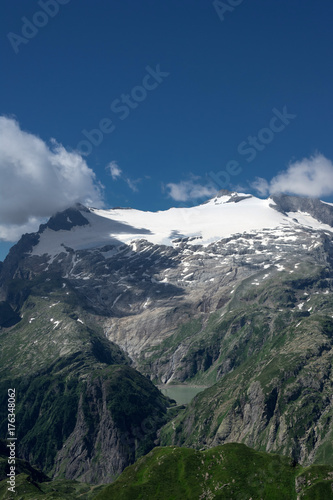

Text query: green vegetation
(95, 443), (333, 499)
(0, 441), (105, 499)
(0, 273), (128, 379)
(0, 362), (171, 479)
(1, 443), (332, 499)
(0, 473), (105, 499)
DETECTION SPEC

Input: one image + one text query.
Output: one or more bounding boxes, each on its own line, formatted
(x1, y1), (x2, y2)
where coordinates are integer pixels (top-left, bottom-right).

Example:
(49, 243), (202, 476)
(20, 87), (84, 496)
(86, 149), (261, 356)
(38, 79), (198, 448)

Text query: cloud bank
(0, 116), (104, 241)
(165, 179), (217, 202)
(251, 154), (333, 198)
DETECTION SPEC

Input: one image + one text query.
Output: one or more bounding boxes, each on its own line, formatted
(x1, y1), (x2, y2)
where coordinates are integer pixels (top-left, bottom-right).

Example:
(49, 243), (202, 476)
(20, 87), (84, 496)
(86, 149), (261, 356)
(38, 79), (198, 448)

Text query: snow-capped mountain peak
(28, 193), (333, 257)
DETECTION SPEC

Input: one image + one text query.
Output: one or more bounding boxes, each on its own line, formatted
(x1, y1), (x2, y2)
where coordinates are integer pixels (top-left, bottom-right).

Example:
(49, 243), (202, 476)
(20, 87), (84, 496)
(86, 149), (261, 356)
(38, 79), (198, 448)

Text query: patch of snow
(143, 297), (151, 309)
(112, 295), (122, 308)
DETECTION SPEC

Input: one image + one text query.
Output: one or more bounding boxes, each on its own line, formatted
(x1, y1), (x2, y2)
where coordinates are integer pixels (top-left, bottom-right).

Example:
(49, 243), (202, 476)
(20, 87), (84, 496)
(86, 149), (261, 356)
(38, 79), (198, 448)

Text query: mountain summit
(8, 192), (333, 259)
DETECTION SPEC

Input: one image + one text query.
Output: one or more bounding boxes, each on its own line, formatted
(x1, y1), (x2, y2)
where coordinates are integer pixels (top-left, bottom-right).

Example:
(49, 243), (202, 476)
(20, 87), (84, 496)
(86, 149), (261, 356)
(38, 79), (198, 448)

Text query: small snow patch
(49, 302), (60, 308)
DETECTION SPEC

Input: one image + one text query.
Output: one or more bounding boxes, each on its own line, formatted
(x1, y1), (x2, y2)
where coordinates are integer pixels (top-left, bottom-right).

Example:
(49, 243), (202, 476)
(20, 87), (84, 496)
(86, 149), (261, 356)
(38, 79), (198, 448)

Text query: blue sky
(1, 0), (333, 260)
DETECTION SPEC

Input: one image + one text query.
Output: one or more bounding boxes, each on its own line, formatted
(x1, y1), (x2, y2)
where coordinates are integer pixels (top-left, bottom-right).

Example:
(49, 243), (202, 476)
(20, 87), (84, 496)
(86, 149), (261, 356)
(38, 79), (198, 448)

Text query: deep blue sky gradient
(1, 0), (333, 259)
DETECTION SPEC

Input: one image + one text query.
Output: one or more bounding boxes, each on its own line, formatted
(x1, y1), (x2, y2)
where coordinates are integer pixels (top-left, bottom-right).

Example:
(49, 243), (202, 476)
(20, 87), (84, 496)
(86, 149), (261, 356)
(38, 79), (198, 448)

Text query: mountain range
(0, 191), (333, 498)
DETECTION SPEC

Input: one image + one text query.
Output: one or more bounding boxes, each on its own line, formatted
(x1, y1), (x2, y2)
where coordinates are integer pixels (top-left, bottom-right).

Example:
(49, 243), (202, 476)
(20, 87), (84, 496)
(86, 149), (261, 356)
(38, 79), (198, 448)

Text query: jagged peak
(202, 190), (253, 206)
(39, 205), (90, 233)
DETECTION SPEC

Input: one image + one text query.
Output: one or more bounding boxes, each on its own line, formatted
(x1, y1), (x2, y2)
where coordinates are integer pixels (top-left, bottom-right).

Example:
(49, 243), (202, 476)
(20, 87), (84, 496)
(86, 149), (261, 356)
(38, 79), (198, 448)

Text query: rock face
(270, 194), (333, 226)
(52, 366), (168, 484)
(0, 341), (170, 484)
(158, 259), (333, 466)
(0, 192), (333, 480)
(0, 255), (170, 484)
(39, 204), (90, 232)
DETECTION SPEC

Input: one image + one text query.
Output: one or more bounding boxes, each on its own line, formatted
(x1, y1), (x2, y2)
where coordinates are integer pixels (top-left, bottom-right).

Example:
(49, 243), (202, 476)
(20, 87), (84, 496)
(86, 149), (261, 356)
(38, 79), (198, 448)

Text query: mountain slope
(0, 271), (171, 484)
(0, 191), (332, 484)
(95, 443), (333, 500)
(159, 261), (333, 466)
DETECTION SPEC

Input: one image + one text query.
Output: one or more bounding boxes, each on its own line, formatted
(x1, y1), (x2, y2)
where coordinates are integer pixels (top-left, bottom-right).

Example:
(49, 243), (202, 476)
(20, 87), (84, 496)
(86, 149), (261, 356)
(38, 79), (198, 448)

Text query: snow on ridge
(288, 211), (333, 233)
(30, 195), (333, 256)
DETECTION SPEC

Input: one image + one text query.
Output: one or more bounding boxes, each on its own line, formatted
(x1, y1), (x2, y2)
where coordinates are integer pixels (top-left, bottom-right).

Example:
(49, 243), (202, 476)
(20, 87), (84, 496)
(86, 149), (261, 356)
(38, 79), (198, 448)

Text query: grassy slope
(0, 273), (128, 379)
(0, 473), (105, 500)
(0, 443), (105, 500)
(1, 443), (332, 499)
(95, 443), (333, 500)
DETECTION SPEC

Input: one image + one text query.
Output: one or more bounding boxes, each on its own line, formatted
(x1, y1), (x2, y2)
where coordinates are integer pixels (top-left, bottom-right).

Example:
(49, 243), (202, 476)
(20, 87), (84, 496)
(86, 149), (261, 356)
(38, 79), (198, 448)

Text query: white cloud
(251, 177), (270, 197)
(106, 161), (122, 180)
(0, 116), (104, 241)
(106, 160), (140, 192)
(0, 217), (44, 242)
(125, 177), (140, 192)
(165, 179), (217, 202)
(251, 154), (333, 198)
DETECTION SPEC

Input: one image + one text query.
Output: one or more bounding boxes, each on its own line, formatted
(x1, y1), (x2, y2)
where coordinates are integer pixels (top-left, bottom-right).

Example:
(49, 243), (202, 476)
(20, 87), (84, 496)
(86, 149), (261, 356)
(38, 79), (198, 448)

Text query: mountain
(0, 191), (332, 488)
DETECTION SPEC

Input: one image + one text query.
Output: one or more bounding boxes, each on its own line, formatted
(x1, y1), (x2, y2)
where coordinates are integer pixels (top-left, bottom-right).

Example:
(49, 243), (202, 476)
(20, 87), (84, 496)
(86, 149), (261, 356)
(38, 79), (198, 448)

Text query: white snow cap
(31, 192), (333, 256)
